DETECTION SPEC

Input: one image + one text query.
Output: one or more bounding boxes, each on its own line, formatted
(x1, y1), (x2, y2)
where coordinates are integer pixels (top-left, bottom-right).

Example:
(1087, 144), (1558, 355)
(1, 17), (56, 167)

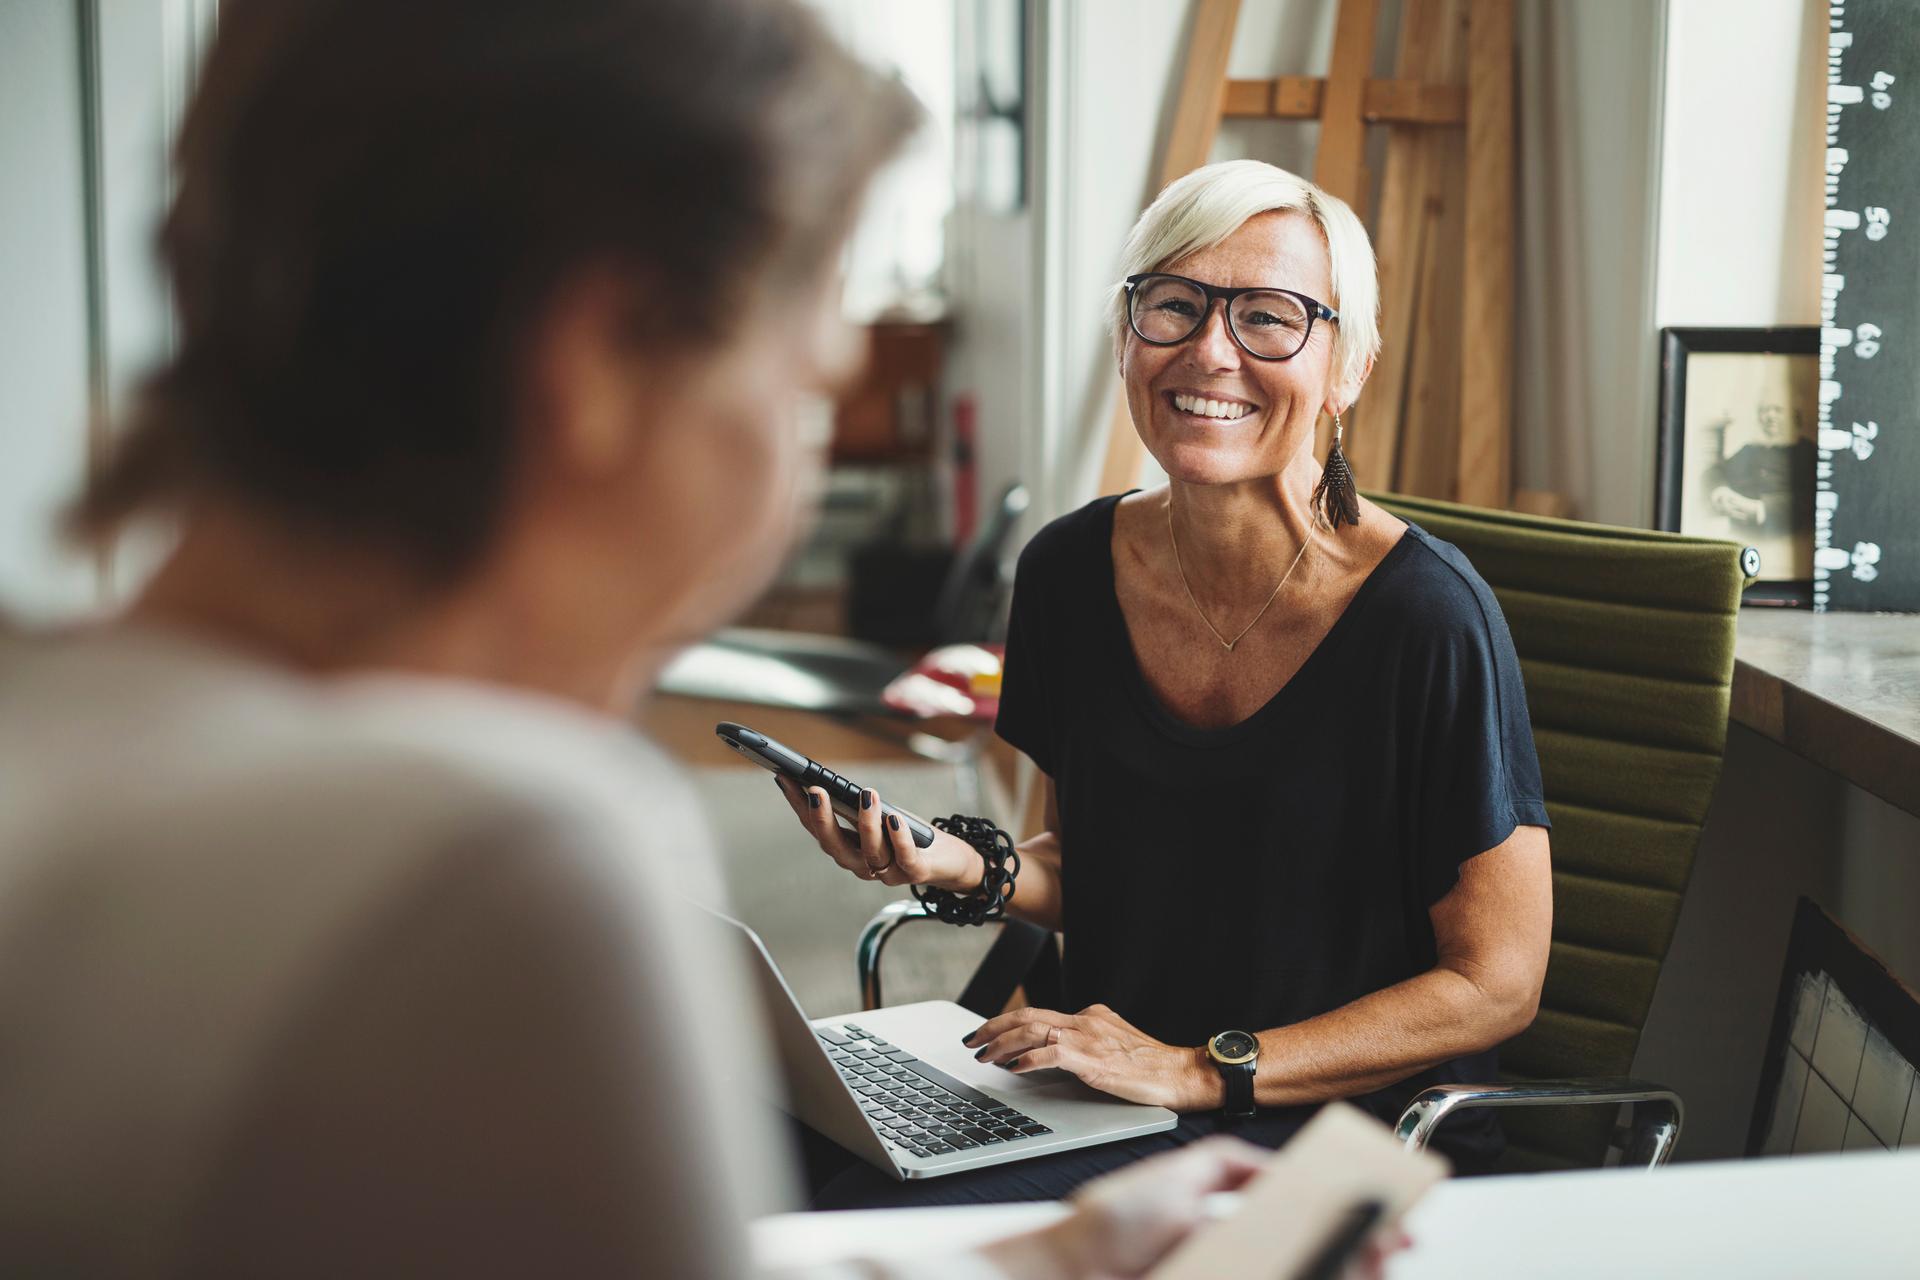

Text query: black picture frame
(1747, 898), (1920, 1156)
(1656, 327), (1819, 607)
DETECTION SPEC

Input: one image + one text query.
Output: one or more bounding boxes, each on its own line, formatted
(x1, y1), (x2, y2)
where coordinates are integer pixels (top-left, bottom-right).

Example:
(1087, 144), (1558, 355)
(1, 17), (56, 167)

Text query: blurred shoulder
(320, 677), (718, 902)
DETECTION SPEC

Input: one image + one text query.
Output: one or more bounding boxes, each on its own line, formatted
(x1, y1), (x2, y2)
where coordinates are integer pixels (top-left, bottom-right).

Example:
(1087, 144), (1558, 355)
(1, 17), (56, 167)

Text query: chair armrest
(856, 898), (938, 1011)
(855, 901), (1060, 1016)
(1394, 1077), (1684, 1169)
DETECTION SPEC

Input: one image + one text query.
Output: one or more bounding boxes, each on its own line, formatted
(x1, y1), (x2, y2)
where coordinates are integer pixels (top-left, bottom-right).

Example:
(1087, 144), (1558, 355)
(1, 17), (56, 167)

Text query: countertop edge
(1731, 655), (1920, 817)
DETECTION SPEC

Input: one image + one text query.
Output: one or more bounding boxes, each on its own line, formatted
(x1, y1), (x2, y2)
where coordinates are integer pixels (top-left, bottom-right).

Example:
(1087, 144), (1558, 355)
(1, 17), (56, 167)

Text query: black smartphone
(715, 721), (937, 850)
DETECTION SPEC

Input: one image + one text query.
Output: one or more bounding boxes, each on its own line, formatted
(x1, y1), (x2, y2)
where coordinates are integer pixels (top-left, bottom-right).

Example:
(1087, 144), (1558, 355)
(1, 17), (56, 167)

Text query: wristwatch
(1206, 1030), (1259, 1120)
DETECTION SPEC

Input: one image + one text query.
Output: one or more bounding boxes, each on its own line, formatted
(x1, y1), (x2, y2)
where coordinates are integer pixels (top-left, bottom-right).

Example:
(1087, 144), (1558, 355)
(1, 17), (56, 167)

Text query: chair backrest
(1372, 492), (1751, 1171)
(931, 482), (1031, 644)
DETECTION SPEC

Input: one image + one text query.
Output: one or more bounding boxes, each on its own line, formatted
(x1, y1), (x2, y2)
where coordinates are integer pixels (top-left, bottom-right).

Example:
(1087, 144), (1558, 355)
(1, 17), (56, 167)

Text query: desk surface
(753, 1148), (1920, 1278)
(1730, 609), (1920, 815)
(1388, 1147), (1920, 1278)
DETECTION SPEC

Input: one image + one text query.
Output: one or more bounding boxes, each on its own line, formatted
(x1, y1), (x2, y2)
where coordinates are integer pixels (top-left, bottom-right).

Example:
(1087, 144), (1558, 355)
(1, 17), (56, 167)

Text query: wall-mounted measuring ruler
(1820, 0), (1918, 612)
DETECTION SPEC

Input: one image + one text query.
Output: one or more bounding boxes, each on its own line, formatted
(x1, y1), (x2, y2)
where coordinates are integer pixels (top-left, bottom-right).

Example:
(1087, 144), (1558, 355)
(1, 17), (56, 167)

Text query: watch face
(1210, 1031), (1257, 1064)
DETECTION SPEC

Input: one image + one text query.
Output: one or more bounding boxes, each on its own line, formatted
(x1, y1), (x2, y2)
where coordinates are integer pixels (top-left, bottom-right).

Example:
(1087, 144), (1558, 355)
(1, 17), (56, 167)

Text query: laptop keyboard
(816, 1022), (1054, 1159)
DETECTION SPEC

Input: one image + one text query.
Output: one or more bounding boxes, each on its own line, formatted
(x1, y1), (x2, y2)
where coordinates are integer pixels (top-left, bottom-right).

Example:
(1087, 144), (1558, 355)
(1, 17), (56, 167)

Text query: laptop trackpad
(1000, 1067), (1087, 1094)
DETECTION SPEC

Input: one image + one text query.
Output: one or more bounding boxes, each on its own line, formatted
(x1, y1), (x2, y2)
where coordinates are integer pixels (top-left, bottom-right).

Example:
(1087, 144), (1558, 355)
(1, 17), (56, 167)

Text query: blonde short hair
(1109, 160), (1379, 395)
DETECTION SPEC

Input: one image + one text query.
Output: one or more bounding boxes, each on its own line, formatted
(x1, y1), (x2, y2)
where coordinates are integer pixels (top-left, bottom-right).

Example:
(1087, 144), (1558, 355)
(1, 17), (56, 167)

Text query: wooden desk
(1730, 610), (1920, 817)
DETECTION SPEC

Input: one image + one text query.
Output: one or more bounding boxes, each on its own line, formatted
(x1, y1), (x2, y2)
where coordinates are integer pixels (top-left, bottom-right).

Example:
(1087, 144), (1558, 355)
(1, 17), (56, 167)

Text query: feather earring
(1312, 412), (1362, 529)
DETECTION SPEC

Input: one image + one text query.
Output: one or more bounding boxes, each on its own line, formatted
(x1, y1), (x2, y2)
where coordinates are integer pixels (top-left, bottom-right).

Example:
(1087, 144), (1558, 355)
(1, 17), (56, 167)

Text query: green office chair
(856, 492), (1755, 1172)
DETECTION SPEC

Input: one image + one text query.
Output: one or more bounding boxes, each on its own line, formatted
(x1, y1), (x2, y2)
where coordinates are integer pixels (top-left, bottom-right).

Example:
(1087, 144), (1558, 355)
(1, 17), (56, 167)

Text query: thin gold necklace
(1165, 497), (1315, 652)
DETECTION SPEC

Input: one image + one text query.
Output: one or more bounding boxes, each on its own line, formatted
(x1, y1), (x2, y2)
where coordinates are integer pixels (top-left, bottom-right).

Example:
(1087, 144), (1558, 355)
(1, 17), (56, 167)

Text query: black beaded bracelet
(912, 814), (1020, 926)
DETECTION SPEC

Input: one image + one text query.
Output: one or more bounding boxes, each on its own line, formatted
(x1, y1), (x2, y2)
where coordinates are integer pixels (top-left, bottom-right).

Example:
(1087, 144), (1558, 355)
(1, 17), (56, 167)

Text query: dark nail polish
(974, 1048), (989, 1061)
(1005, 1056), (1023, 1070)
(886, 813), (900, 832)
(808, 793), (820, 810)
(961, 1033), (975, 1046)
(861, 789), (873, 810)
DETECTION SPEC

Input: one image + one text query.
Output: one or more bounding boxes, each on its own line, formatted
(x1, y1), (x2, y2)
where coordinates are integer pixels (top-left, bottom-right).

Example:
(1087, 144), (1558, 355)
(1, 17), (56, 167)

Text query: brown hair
(74, 0), (918, 575)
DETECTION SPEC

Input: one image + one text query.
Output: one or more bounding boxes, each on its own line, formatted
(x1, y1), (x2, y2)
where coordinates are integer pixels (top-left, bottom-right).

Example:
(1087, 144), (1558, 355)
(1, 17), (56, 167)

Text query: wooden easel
(1095, 0), (1524, 512)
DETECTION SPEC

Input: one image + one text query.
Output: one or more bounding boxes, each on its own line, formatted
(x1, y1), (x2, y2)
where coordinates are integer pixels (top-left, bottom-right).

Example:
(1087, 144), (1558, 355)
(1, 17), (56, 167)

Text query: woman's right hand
(773, 776), (985, 891)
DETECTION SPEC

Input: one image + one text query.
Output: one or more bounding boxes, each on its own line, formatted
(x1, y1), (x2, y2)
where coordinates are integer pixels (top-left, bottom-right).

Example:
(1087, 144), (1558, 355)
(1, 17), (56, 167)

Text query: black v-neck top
(994, 493), (1550, 1166)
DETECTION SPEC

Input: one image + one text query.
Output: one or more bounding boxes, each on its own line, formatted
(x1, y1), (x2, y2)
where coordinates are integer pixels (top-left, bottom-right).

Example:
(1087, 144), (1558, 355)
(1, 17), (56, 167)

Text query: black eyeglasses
(1122, 272), (1337, 362)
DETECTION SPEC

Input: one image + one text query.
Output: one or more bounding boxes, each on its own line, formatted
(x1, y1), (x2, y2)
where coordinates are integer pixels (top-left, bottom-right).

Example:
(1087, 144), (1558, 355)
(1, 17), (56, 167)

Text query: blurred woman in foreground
(0, 0), (1261, 1274)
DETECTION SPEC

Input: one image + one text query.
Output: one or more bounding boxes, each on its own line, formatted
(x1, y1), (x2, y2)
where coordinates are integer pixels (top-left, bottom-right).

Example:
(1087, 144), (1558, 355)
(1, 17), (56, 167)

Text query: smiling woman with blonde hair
(788, 158), (1555, 1207)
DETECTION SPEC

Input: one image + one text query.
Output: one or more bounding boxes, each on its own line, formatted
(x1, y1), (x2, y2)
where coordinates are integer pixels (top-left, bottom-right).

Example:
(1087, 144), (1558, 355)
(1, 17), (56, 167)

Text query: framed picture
(1748, 898), (1920, 1157)
(1656, 327), (1819, 606)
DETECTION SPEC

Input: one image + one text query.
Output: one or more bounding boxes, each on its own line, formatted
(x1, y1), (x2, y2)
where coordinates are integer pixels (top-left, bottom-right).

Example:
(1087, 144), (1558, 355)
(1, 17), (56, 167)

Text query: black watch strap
(1220, 1060), (1256, 1120)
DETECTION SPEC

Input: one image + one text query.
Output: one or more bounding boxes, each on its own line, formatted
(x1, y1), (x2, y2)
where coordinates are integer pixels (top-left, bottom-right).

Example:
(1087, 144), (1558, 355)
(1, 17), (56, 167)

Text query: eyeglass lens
(1129, 276), (1314, 360)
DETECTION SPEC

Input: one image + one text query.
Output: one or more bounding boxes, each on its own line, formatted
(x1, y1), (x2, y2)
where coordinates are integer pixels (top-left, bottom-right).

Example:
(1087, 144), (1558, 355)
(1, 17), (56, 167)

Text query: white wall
(0, 0), (201, 619)
(944, 200), (1036, 541)
(0, 1), (100, 619)
(97, 0), (191, 423)
(1654, 0), (1828, 330)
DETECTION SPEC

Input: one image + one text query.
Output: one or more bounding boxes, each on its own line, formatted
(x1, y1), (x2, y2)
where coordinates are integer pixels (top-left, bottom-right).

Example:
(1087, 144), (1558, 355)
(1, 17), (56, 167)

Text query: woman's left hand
(961, 1004), (1220, 1112)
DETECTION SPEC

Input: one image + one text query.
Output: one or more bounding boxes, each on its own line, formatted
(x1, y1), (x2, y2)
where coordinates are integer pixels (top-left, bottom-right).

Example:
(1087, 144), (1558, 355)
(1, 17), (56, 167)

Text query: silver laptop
(714, 912), (1177, 1180)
